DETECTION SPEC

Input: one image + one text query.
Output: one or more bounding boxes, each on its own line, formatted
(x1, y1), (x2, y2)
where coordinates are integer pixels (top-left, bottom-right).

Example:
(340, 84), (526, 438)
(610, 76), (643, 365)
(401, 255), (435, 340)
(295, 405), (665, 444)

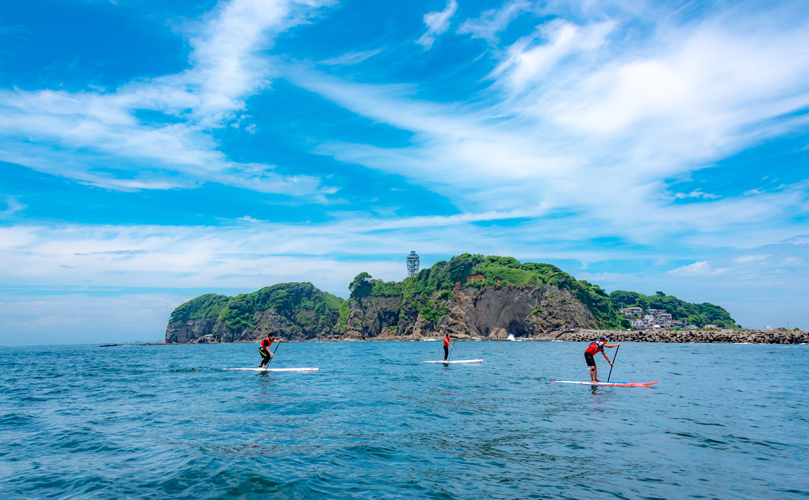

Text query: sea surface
(1, 341), (807, 499)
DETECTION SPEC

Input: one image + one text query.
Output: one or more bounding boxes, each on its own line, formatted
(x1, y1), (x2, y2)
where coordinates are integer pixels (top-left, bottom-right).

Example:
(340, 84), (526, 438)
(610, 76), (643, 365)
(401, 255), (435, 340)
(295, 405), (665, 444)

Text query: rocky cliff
(342, 283), (598, 340)
(336, 254), (630, 340)
(165, 253), (740, 344)
(165, 282), (343, 344)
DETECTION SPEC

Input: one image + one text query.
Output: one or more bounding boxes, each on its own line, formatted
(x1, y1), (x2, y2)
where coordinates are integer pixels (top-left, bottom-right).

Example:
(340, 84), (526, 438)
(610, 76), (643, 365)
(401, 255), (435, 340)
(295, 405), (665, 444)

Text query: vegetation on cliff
(347, 254), (737, 330)
(168, 254), (737, 342)
(347, 254), (629, 329)
(169, 293), (231, 323)
(170, 282), (344, 335)
(609, 290), (738, 328)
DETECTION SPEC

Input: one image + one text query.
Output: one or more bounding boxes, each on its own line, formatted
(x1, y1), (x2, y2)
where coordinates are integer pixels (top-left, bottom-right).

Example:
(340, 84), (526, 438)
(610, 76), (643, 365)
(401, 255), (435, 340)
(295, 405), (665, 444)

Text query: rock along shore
(539, 328), (809, 344)
(147, 328), (808, 346)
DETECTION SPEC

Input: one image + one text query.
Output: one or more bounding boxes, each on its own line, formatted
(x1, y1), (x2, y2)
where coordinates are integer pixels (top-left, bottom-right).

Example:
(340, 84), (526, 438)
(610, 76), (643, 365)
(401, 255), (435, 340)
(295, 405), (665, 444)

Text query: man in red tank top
(258, 332), (281, 368)
(584, 335), (620, 382)
(443, 332), (457, 361)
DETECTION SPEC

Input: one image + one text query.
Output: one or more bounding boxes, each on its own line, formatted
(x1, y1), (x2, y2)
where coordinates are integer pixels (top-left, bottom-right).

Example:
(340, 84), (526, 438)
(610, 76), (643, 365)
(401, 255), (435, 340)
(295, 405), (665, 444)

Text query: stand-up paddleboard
(422, 359), (483, 364)
(551, 380), (657, 387)
(225, 367), (318, 372)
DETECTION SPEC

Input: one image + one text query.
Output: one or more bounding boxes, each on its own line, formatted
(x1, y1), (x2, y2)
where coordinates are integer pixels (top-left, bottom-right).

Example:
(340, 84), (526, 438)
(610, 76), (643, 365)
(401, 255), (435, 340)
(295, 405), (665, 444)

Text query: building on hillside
(630, 319), (648, 329)
(628, 308), (697, 330)
(620, 307), (644, 318)
(406, 251), (420, 278)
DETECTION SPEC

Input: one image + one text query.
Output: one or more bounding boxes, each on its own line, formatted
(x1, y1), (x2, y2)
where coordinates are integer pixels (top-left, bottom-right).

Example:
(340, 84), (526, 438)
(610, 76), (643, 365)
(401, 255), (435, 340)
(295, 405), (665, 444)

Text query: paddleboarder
(585, 335), (620, 383)
(443, 332), (457, 361)
(259, 332), (281, 368)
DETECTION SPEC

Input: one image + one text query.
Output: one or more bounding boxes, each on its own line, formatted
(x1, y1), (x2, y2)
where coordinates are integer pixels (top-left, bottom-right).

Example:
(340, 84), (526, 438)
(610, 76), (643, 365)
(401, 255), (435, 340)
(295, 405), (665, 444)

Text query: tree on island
(349, 272), (374, 299)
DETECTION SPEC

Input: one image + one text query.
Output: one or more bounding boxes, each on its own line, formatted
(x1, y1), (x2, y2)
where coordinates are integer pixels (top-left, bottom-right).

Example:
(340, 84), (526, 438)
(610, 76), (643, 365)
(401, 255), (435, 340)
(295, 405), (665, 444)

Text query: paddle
(447, 337), (456, 361)
(607, 345), (620, 382)
(266, 340), (281, 367)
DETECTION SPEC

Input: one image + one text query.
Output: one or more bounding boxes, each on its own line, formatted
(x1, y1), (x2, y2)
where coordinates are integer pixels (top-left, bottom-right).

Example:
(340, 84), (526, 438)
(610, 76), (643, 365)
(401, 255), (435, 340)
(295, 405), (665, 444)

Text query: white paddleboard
(422, 359), (483, 364)
(551, 380), (657, 387)
(225, 367), (318, 372)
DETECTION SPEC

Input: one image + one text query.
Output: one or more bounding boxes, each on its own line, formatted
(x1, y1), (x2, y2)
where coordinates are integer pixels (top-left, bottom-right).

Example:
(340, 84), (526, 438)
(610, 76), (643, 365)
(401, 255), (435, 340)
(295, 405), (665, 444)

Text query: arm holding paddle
(270, 338), (282, 357)
(601, 343), (621, 365)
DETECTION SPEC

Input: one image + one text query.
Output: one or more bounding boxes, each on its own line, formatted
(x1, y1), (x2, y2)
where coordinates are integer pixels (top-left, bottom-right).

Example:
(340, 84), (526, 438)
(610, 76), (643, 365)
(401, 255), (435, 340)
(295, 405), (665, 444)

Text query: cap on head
(599, 335), (608, 341)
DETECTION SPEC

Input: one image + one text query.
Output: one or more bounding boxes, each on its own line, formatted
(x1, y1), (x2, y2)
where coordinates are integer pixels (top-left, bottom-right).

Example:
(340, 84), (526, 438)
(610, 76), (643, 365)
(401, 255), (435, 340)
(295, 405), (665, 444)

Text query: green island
(340, 254), (737, 331)
(165, 253), (738, 344)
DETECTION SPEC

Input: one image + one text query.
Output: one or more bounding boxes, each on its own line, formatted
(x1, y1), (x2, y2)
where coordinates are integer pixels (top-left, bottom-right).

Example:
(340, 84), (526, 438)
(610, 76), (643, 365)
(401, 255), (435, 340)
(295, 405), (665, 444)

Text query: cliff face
(341, 284), (597, 340)
(165, 317), (219, 344)
(164, 283), (343, 344)
(165, 253), (740, 344)
(343, 296), (402, 340)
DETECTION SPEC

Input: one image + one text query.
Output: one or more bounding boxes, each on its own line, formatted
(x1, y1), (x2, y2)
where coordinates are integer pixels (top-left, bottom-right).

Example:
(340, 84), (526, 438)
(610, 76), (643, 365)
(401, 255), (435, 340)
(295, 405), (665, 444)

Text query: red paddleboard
(551, 380), (658, 387)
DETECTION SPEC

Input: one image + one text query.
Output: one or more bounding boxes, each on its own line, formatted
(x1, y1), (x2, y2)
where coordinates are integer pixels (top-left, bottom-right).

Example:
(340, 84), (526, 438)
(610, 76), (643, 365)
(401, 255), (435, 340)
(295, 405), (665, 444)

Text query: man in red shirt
(443, 332), (457, 361)
(259, 332), (281, 368)
(585, 335), (620, 382)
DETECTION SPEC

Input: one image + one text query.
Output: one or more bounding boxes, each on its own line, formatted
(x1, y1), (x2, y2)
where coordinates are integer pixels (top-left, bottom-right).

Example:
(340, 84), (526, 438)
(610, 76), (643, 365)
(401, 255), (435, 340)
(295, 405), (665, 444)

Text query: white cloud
(0, 0), (334, 197)
(284, 4), (809, 249)
(490, 19), (615, 93)
(457, 0), (533, 42)
(0, 292), (184, 345)
(320, 48), (385, 65)
(0, 196), (26, 219)
(667, 261), (727, 277)
(416, 0), (458, 50)
(238, 215), (267, 222)
(733, 254), (769, 264)
(675, 189), (719, 200)
(3, 222), (808, 342)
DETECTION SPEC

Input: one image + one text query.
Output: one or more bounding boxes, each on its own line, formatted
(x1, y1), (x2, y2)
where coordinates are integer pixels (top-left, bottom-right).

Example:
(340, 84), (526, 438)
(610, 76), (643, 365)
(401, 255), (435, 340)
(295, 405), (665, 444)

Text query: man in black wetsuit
(259, 332), (280, 368)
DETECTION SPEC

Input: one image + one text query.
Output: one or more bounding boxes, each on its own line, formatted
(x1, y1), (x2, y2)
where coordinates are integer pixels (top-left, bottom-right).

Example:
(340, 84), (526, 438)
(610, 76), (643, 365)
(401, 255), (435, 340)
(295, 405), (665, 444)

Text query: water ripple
(0, 342), (807, 498)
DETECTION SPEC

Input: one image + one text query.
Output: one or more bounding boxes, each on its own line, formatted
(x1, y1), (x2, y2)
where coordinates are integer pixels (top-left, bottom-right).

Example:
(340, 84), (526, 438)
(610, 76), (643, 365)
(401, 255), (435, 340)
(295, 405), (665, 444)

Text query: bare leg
(590, 365), (598, 383)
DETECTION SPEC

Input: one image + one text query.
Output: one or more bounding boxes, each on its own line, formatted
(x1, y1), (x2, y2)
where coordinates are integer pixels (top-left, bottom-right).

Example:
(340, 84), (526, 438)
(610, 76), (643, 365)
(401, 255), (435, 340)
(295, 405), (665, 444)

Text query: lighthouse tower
(406, 251), (420, 278)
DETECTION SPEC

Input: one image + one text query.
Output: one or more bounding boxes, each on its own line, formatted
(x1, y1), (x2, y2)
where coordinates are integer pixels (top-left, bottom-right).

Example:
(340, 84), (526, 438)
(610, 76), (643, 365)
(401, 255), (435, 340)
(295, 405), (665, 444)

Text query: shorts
(584, 352), (596, 367)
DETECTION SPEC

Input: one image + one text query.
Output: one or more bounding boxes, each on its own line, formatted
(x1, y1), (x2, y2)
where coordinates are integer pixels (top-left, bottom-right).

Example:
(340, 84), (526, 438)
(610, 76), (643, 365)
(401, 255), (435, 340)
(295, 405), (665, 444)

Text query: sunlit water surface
(1, 341), (807, 499)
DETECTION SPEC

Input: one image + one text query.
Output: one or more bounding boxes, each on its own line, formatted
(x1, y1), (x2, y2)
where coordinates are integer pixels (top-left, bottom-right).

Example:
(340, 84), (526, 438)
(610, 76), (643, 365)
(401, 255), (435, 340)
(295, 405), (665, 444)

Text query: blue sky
(1, 0), (808, 345)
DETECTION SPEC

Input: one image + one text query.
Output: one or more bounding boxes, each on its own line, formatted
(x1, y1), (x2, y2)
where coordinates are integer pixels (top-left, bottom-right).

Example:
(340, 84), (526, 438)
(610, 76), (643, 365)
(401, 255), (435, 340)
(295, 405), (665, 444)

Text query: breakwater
(543, 329), (808, 344)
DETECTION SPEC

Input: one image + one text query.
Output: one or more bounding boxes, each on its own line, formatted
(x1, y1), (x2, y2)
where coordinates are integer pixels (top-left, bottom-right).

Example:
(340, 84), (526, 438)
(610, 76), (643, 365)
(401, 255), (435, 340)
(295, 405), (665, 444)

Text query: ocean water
(1, 341), (807, 499)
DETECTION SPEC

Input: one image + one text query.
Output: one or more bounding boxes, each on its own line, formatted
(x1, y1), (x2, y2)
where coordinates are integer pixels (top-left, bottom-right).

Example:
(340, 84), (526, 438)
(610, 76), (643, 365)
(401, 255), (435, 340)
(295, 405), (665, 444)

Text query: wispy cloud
(489, 19), (616, 94)
(675, 189), (719, 200)
(0, 0), (335, 196)
(320, 48), (385, 65)
(0, 291), (184, 345)
(3, 0), (809, 340)
(458, 0), (533, 42)
(667, 261), (728, 277)
(416, 0), (458, 50)
(0, 196), (26, 219)
(286, 3), (809, 249)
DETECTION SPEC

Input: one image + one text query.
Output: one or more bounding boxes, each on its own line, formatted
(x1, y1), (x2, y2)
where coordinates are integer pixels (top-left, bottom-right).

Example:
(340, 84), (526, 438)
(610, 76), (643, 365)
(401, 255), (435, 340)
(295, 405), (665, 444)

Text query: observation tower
(406, 251), (420, 278)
